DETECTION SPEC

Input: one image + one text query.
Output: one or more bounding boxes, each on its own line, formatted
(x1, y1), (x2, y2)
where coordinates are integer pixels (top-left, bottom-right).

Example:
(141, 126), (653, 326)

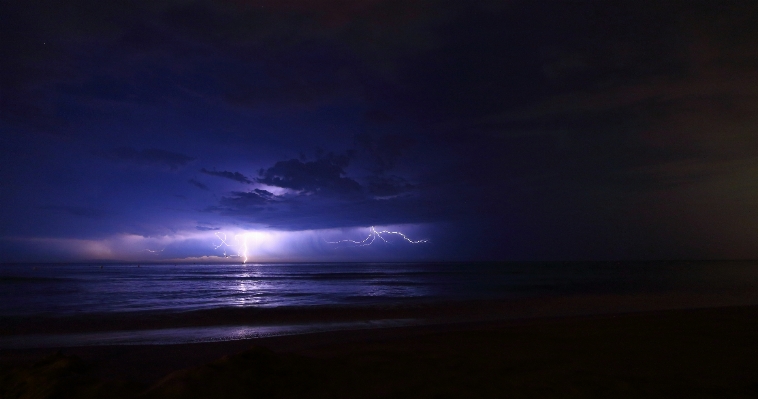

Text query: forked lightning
(326, 226), (428, 247)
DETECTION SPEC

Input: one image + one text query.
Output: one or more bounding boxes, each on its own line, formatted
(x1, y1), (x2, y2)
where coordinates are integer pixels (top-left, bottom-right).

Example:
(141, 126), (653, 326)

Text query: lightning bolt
(214, 232), (232, 256)
(237, 234), (249, 263)
(214, 232), (250, 263)
(326, 226), (428, 247)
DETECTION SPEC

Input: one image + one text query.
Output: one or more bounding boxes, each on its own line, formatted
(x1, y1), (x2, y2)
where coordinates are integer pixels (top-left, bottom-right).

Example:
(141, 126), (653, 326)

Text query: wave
(0, 276), (71, 283)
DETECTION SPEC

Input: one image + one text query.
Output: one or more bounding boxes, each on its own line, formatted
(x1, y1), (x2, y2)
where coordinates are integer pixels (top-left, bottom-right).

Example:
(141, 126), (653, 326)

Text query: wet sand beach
(2, 301), (758, 398)
(4, 286), (758, 338)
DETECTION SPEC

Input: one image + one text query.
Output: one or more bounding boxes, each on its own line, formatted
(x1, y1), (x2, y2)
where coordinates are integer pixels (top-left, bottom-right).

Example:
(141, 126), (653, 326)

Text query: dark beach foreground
(2, 302), (758, 398)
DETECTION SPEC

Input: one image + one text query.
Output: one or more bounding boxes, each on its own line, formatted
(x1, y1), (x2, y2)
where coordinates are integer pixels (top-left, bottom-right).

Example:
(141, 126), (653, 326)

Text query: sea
(2, 261), (758, 348)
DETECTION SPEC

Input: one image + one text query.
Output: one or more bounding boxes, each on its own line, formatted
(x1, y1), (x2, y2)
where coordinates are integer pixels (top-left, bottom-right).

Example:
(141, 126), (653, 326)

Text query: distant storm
(3, 1), (758, 261)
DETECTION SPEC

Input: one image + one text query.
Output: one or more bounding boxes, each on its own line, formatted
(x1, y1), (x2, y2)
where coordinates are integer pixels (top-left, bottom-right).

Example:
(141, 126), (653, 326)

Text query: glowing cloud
(3, 224), (433, 263)
(214, 231), (284, 263)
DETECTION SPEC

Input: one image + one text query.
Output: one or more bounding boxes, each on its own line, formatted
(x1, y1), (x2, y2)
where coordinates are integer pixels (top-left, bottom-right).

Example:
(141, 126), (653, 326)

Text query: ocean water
(2, 261), (758, 348)
(2, 261), (758, 317)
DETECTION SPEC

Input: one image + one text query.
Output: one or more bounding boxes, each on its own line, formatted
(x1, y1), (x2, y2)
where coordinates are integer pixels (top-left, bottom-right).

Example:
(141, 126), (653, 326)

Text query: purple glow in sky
(3, 1), (758, 262)
(3, 225), (433, 263)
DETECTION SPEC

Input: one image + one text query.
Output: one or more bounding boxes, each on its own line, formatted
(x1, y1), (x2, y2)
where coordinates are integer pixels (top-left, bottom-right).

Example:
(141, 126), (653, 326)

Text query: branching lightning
(211, 227), (426, 261)
(326, 226), (428, 247)
(214, 232), (232, 255)
(214, 232), (250, 263)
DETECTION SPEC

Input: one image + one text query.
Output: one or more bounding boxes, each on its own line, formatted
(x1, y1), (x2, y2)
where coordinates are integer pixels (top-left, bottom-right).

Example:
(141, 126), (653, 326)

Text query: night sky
(2, 1), (758, 262)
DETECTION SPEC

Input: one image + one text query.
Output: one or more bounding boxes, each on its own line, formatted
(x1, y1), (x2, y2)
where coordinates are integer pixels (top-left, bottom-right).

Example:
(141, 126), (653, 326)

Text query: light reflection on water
(0, 263), (436, 316)
(2, 261), (758, 317)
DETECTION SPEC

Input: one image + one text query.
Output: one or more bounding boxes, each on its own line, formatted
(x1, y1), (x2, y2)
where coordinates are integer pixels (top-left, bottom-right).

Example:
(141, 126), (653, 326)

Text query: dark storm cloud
(6, 0), (758, 261)
(257, 153), (362, 196)
(470, 84), (758, 195)
(221, 188), (276, 208)
(213, 190), (443, 231)
(365, 175), (415, 197)
(401, 1), (758, 202)
(208, 145), (440, 230)
(0, 0), (441, 135)
(200, 169), (252, 184)
(5, 0), (756, 148)
(216, 189), (277, 212)
(40, 205), (107, 219)
(100, 147), (195, 171)
(195, 225), (220, 231)
(354, 134), (416, 174)
(0, 1), (161, 133)
(188, 178), (209, 190)
(206, 145), (436, 229)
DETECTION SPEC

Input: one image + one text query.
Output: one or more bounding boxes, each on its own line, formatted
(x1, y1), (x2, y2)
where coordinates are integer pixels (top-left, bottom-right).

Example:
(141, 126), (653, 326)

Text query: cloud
(188, 178), (209, 190)
(211, 191), (445, 231)
(195, 225), (220, 231)
(0, 0), (447, 136)
(100, 147), (195, 171)
(354, 133), (416, 174)
(216, 189), (277, 212)
(366, 175), (415, 197)
(200, 168), (252, 183)
(207, 148), (447, 230)
(217, 0), (426, 28)
(40, 205), (107, 219)
(203, 144), (437, 230)
(463, 68), (758, 195)
(257, 153), (362, 196)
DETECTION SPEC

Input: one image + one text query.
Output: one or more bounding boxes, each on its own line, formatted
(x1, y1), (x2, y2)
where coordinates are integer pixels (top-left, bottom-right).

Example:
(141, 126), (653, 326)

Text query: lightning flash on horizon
(214, 232), (249, 263)
(211, 227), (427, 263)
(326, 226), (428, 247)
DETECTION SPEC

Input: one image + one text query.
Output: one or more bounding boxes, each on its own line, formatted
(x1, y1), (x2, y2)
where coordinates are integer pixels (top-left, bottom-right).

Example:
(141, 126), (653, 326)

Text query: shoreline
(2, 305), (758, 397)
(3, 287), (758, 337)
